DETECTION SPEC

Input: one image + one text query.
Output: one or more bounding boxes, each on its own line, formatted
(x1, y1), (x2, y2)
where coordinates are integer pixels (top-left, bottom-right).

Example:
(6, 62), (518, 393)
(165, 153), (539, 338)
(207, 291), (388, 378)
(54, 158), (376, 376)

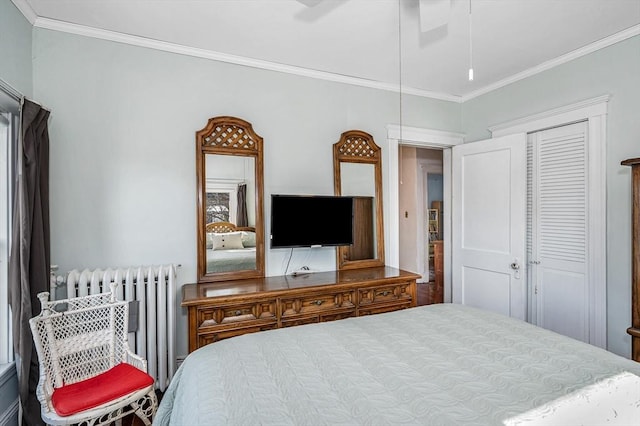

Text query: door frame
(489, 95), (609, 348)
(386, 125), (464, 301)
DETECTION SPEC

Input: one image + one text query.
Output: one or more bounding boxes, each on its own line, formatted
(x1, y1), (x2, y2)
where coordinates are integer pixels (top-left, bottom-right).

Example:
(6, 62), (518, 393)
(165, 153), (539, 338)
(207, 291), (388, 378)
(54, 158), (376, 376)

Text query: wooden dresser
(182, 266), (420, 352)
(622, 157), (640, 362)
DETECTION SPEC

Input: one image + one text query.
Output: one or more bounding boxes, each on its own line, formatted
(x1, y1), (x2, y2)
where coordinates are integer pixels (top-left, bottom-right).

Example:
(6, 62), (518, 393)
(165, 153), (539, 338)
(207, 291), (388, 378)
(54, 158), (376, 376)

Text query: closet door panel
(538, 266), (587, 342)
(531, 121), (589, 342)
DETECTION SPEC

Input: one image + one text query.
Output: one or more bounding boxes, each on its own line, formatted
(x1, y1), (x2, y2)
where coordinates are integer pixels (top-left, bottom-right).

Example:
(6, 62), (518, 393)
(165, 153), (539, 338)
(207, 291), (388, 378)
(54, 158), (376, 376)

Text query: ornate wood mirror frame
(333, 130), (385, 270)
(196, 116), (265, 282)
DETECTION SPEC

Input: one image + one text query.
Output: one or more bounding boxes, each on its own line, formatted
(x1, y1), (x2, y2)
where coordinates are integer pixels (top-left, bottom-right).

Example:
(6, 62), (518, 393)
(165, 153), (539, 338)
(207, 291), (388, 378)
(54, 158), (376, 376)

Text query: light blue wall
(25, 18), (639, 360)
(0, 0), (32, 96)
(31, 28), (462, 356)
(462, 35), (640, 357)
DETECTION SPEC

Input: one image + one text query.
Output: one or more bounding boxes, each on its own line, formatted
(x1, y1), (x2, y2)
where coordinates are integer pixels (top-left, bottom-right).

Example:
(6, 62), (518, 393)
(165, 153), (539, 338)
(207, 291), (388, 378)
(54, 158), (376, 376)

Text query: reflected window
(205, 181), (238, 223)
(206, 192), (230, 223)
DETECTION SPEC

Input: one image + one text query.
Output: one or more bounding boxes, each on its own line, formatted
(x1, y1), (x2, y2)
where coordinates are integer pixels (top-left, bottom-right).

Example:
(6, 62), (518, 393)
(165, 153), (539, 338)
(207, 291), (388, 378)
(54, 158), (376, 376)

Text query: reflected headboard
(206, 222), (255, 233)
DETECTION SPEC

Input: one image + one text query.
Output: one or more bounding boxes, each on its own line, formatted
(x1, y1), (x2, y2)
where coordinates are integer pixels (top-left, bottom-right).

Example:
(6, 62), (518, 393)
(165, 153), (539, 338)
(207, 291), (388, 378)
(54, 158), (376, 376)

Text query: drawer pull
(378, 291), (391, 296)
(312, 300), (324, 306)
(234, 310), (242, 316)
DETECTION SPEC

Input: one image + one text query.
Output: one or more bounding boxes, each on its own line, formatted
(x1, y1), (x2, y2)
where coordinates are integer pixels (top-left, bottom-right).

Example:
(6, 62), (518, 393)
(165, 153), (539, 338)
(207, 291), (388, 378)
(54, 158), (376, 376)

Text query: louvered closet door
(529, 121), (589, 343)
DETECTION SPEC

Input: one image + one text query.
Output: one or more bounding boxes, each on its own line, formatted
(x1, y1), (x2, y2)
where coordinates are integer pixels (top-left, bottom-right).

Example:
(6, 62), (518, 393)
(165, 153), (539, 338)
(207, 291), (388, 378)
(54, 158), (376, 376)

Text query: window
(205, 181), (239, 224)
(0, 89), (18, 365)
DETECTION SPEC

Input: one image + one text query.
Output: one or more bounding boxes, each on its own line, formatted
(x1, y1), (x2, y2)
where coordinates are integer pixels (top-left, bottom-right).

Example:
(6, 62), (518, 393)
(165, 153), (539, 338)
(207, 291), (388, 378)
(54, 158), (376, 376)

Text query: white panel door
(452, 133), (527, 320)
(529, 121), (589, 342)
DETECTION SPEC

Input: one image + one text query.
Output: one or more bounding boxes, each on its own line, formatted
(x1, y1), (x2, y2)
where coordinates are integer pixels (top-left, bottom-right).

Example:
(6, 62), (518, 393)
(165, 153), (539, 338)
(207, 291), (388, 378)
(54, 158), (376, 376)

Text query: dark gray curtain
(8, 99), (50, 426)
(236, 183), (248, 227)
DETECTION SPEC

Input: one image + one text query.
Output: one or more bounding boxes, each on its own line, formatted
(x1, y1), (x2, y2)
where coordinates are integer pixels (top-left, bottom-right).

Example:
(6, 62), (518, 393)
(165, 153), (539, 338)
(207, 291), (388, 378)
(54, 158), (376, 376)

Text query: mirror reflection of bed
(205, 221), (257, 273)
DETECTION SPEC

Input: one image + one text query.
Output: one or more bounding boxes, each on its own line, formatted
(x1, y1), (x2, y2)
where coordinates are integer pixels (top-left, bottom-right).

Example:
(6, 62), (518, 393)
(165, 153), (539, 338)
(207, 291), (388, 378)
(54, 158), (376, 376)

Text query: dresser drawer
(319, 310), (356, 323)
(198, 322), (279, 346)
(358, 282), (413, 306)
(358, 302), (412, 316)
(197, 299), (277, 329)
(280, 308), (356, 328)
(280, 315), (319, 328)
(280, 291), (355, 318)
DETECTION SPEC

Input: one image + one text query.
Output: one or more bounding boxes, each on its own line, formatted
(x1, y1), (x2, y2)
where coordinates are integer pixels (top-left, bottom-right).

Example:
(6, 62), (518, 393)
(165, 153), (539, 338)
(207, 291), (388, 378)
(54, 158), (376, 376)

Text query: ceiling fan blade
(419, 0), (451, 33)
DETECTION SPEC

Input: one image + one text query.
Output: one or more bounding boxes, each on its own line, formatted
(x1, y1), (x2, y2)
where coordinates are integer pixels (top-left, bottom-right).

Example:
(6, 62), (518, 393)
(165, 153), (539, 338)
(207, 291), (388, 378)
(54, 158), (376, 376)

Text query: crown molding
(13, 7), (639, 105)
(461, 24), (640, 102)
(32, 17), (462, 103)
(10, 0), (36, 25)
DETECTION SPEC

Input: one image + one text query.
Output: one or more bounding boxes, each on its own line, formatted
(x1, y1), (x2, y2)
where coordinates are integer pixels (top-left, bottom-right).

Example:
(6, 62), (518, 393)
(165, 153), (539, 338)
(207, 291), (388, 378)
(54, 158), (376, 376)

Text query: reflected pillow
(211, 232), (244, 250)
(241, 231), (256, 248)
(206, 233), (214, 249)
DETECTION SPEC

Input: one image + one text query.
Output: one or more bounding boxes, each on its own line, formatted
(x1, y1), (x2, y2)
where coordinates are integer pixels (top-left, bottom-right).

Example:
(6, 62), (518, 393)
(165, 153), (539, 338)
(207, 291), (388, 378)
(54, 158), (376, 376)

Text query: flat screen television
(270, 194), (354, 248)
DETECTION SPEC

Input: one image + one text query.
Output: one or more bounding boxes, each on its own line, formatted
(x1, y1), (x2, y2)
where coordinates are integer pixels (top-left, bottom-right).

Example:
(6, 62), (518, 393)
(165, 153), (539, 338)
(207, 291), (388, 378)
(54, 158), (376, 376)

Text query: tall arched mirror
(196, 116), (264, 282)
(333, 130), (385, 270)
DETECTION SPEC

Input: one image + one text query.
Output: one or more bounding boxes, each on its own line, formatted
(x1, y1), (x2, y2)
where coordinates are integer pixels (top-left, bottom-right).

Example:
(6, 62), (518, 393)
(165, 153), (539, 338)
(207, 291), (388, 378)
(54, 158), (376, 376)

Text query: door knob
(510, 258), (521, 280)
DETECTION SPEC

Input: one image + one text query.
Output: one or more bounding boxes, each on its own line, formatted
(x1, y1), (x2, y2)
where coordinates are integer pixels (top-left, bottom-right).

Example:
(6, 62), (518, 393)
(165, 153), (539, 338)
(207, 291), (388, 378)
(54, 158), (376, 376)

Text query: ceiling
(13, 0), (640, 101)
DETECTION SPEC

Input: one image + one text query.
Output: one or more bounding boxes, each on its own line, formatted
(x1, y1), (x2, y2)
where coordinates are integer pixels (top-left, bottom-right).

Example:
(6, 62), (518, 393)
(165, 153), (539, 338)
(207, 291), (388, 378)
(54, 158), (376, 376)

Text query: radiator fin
(54, 264), (177, 392)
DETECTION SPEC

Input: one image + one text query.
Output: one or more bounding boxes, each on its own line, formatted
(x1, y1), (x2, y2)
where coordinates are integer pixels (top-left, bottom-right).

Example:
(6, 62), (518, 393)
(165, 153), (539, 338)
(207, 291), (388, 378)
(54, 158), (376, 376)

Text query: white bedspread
(503, 371), (640, 425)
(155, 304), (640, 426)
(206, 247), (256, 273)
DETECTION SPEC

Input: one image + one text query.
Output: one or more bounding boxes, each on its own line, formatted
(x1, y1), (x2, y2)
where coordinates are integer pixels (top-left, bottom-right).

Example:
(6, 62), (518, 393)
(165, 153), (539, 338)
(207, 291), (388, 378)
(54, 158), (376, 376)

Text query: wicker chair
(29, 283), (157, 426)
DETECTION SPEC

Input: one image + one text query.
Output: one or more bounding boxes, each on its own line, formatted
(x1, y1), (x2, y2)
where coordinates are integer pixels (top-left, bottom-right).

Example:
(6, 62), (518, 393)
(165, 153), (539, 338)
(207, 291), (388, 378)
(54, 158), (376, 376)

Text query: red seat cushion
(51, 363), (154, 416)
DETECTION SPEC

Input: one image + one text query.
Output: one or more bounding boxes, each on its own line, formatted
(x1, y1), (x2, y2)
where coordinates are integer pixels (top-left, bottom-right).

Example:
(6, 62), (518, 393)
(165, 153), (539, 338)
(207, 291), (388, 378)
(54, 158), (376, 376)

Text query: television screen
(270, 195), (354, 248)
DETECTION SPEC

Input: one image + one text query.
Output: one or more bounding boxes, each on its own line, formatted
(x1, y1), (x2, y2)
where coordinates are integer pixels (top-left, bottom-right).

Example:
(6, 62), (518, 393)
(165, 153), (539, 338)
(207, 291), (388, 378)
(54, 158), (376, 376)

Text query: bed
(156, 303), (640, 425)
(205, 222), (257, 273)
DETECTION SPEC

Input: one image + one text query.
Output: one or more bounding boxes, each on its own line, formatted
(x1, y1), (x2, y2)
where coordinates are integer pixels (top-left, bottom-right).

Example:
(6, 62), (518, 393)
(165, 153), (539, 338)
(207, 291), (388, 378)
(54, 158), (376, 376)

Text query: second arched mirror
(333, 130), (385, 270)
(196, 116), (264, 282)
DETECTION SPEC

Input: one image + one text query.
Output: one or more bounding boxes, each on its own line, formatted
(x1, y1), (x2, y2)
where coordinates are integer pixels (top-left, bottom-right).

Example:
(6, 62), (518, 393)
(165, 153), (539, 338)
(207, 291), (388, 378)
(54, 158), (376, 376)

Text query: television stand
(182, 266), (420, 352)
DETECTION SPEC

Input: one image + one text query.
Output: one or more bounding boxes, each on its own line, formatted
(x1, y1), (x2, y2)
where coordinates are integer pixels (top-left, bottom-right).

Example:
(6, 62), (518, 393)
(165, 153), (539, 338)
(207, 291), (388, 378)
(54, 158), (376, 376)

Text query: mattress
(156, 304), (640, 425)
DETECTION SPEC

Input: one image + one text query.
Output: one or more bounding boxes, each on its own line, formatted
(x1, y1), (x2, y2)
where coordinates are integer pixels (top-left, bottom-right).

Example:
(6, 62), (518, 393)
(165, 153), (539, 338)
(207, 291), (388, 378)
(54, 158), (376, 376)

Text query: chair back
(29, 285), (130, 401)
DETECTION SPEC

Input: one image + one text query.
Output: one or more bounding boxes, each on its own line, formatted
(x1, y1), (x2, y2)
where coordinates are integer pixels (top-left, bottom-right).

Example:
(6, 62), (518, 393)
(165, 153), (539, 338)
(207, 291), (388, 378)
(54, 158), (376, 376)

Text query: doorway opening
(386, 124), (464, 307)
(399, 146), (444, 305)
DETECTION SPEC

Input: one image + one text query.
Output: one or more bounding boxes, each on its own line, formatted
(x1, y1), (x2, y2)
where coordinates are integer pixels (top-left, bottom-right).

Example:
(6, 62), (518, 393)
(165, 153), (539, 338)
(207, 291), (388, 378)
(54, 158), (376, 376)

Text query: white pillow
(211, 232), (244, 250)
(241, 231), (256, 248)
